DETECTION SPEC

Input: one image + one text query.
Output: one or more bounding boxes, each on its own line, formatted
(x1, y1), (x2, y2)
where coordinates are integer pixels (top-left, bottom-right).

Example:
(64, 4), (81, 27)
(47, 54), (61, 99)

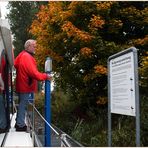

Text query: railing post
(44, 57), (52, 147)
(32, 102), (35, 146)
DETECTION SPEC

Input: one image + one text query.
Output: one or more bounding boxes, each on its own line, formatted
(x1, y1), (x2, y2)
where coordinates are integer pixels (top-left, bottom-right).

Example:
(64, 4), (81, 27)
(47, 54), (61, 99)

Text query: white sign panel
(110, 51), (136, 116)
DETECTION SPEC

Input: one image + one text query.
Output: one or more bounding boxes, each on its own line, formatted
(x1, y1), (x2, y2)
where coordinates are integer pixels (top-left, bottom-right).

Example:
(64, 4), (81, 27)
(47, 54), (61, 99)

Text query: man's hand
(47, 74), (52, 80)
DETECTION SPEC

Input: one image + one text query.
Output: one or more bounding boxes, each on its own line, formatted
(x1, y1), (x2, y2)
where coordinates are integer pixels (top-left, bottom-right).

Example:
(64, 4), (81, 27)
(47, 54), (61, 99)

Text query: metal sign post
(45, 57), (52, 147)
(108, 47), (140, 146)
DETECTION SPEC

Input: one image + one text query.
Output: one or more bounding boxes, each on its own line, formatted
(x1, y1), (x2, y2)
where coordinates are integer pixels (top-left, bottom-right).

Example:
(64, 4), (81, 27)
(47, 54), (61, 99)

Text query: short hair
(24, 39), (36, 50)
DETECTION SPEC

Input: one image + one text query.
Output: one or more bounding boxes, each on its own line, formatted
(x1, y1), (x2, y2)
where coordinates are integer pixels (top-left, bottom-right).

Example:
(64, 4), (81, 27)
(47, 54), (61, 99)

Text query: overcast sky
(0, 2), (9, 19)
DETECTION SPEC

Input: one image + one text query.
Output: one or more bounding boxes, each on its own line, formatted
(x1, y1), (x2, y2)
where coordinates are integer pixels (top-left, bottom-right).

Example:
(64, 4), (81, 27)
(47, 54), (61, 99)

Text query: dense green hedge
(35, 90), (148, 146)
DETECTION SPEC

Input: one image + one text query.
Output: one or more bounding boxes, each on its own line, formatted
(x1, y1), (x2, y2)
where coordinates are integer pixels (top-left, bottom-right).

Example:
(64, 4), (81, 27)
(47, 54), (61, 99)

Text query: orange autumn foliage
(94, 65), (107, 75)
(89, 15), (105, 31)
(30, 2), (95, 69)
(62, 21), (93, 42)
(28, 2), (148, 116)
(133, 35), (148, 46)
(96, 96), (107, 105)
(30, 2), (65, 69)
(80, 47), (92, 57)
(96, 2), (114, 10)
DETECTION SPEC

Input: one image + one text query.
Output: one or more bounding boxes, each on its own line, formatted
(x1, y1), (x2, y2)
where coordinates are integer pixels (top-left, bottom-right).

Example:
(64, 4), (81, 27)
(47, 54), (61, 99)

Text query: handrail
(0, 114), (14, 147)
(0, 130), (8, 147)
(61, 133), (83, 147)
(13, 100), (17, 113)
(27, 101), (83, 147)
(28, 102), (60, 136)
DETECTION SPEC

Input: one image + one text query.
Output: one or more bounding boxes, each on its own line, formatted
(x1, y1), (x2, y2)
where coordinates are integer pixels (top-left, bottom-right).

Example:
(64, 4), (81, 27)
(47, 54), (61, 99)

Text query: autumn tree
(29, 2), (148, 146)
(30, 1), (148, 112)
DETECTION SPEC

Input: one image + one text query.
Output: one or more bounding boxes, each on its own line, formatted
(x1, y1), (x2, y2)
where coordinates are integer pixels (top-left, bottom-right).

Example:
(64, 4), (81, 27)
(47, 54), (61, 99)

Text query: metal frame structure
(108, 47), (140, 146)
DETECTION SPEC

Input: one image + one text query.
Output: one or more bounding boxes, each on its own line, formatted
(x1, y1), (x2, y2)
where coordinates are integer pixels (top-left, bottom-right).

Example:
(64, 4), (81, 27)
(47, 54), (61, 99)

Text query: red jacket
(14, 50), (48, 93)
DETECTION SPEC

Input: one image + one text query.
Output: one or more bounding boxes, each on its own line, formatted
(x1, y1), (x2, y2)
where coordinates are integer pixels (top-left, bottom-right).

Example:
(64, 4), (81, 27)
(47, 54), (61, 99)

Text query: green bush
(34, 92), (45, 114)
(35, 90), (148, 146)
(141, 95), (148, 146)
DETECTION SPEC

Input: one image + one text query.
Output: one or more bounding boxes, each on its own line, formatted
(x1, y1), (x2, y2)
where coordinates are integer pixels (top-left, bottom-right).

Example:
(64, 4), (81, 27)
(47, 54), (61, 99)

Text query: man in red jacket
(14, 39), (51, 131)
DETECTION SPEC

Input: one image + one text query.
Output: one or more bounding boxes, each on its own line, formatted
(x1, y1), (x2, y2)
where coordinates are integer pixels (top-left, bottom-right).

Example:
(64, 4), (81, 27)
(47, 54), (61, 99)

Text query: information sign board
(108, 47), (140, 146)
(109, 48), (137, 116)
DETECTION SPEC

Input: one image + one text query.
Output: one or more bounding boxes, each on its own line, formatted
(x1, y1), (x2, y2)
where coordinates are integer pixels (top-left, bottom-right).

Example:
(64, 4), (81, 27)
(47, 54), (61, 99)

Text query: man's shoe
(0, 127), (8, 134)
(14, 123), (19, 128)
(15, 123), (27, 129)
(16, 125), (27, 132)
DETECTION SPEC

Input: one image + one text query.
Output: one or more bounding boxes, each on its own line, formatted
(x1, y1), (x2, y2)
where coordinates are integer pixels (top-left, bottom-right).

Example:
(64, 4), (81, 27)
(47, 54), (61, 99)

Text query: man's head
(24, 39), (36, 54)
